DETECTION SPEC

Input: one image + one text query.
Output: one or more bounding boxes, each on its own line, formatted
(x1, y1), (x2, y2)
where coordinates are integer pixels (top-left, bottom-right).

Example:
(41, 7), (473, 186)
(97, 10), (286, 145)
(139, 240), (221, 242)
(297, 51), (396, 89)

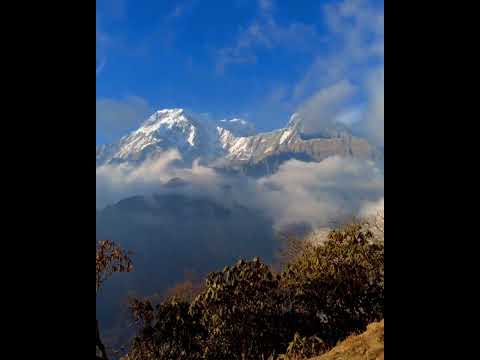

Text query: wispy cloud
(291, 0), (384, 145)
(296, 80), (357, 134)
(166, 0), (195, 20)
(96, 16), (109, 76)
(247, 0), (384, 144)
(96, 0), (131, 76)
(258, 0), (273, 13)
(294, 0), (383, 99)
(164, 0), (199, 26)
(216, 0), (322, 74)
(96, 57), (107, 76)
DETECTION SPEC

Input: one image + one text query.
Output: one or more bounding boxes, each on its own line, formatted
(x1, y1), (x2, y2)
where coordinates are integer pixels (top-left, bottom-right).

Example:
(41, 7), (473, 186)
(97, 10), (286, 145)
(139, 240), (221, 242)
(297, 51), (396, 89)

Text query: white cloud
(362, 66), (384, 146)
(245, 0), (383, 137)
(294, 0), (383, 97)
(96, 150), (229, 209)
(255, 156), (384, 228)
(291, 0), (383, 145)
(359, 197), (384, 218)
(97, 151), (384, 231)
(296, 80), (356, 134)
(324, 0), (384, 60)
(96, 150), (179, 208)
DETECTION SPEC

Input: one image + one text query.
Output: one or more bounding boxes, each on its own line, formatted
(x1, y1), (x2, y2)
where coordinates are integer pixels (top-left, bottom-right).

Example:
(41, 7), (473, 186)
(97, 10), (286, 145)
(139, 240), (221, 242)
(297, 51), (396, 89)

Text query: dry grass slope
(310, 320), (384, 360)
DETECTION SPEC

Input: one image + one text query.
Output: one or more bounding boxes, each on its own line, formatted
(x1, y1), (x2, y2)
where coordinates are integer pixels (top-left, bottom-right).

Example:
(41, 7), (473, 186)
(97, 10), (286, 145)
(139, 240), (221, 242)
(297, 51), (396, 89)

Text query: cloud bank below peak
(97, 147), (384, 230)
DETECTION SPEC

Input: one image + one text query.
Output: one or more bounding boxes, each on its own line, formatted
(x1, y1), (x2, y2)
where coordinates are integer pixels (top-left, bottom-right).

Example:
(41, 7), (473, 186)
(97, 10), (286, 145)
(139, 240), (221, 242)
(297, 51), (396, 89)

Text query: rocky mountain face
(96, 108), (379, 176)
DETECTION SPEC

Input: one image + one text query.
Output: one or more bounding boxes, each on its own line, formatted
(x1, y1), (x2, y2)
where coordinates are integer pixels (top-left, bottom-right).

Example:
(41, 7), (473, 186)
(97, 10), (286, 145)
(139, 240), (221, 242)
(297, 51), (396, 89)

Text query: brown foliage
(282, 222), (384, 344)
(96, 240), (133, 359)
(190, 257), (287, 359)
(127, 297), (204, 360)
(123, 221), (384, 359)
(96, 240), (133, 293)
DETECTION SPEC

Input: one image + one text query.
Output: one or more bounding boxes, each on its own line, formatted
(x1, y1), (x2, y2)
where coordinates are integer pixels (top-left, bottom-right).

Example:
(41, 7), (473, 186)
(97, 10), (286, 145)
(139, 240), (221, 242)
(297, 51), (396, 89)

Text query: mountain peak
(135, 108), (197, 140)
(158, 108), (184, 114)
(154, 108), (186, 117)
(287, 113), (302, 128)
(142, 108), (188, 126)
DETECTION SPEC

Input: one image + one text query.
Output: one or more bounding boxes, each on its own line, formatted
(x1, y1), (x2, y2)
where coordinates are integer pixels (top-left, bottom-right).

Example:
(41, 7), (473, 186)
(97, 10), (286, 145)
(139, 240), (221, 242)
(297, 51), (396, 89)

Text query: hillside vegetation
(95, 217), (384, 360)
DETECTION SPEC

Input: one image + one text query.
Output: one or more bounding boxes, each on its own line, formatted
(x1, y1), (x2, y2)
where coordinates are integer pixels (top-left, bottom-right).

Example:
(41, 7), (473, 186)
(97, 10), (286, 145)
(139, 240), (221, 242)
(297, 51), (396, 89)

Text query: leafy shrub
(127, 297), (204, 360)
(96, 240), (133, 294)
(282, 223), (384, 345)
(190, 257), (291, 359)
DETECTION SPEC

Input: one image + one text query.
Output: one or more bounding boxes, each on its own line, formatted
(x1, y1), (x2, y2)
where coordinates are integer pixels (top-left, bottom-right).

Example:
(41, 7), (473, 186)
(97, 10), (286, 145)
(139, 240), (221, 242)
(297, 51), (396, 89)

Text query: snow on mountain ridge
(97, 109), (261, 165)
(135, 108), (196, 142)
(96, 108), (376, 171)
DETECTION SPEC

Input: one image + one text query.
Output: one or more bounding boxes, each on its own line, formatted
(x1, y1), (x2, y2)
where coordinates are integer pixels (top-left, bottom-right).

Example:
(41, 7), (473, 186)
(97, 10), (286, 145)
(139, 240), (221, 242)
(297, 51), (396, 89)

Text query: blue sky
(96, 0), (384, 144)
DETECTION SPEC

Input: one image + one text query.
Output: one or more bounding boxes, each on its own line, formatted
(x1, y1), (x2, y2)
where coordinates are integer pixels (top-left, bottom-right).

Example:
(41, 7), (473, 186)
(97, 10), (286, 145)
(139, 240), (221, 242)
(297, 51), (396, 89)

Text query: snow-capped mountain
(97, 109), (220, 165)
(96, 108), (378, 175)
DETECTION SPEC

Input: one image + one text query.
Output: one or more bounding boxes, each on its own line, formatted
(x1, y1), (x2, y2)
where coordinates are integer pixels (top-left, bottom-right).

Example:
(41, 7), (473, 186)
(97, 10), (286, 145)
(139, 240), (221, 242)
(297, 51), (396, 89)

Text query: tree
(190, 258), (289, 359)
(126, 258), (291, 360)
(96, 240), (133, 360)
(282, 223), (384, 345)
(126, 297), (204, 360)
